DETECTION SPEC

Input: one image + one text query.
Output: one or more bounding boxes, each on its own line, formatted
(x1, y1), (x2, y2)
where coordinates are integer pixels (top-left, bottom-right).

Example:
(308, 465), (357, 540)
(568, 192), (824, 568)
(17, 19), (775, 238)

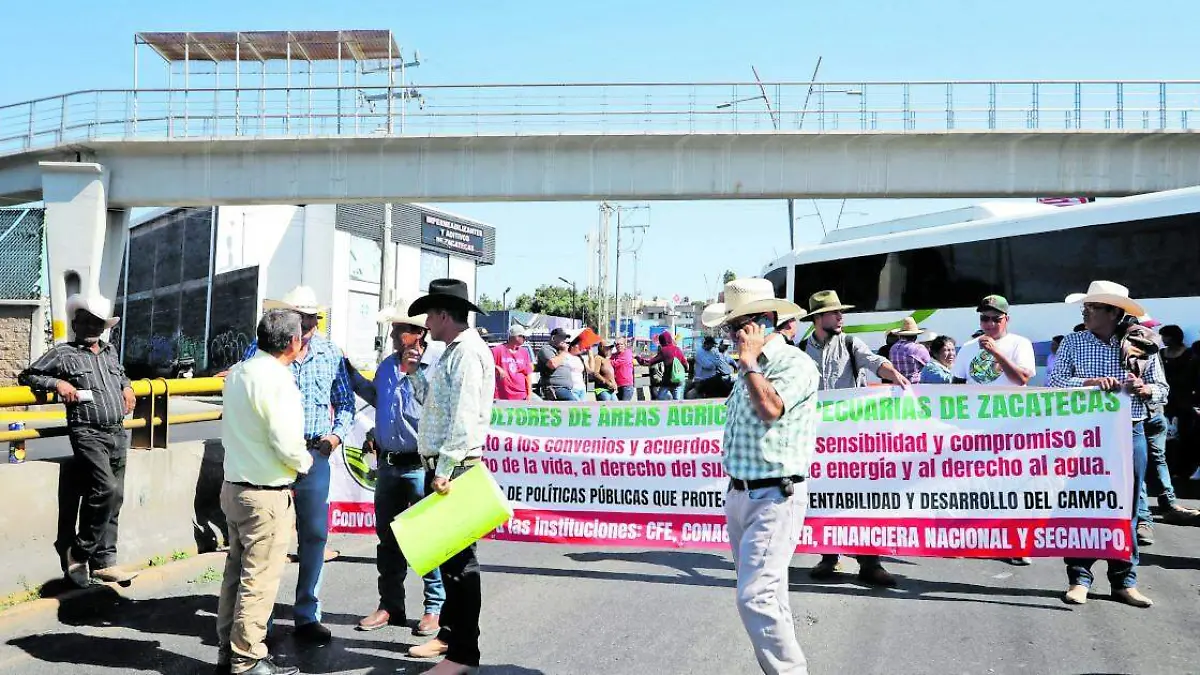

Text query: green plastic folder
(392, 464), (514, 576)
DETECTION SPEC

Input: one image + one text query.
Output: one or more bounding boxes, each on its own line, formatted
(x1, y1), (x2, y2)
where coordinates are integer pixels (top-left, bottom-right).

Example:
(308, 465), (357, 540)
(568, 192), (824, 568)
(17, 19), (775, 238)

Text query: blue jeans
(545, 387), (578, 401)
(617, 385), (635, 401)
(596, 389), (616, 401)
(1066, 420), (1148, 590)
(376, 457), (444, 616)
(656, 384), (685, 401)
(293, 447), (331, 626)
(1137, 413), (1175, 523)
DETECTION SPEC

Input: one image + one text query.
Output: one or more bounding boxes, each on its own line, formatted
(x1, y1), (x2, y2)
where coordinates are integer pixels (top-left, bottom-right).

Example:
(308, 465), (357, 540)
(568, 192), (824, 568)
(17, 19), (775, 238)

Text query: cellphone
(76, 390), (95, 402)
(754, 316), (776, 335)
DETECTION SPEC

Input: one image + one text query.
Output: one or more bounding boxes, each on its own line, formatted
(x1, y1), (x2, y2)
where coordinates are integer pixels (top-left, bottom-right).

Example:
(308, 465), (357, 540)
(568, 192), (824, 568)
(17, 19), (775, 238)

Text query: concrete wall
(0, 440), (223, 597)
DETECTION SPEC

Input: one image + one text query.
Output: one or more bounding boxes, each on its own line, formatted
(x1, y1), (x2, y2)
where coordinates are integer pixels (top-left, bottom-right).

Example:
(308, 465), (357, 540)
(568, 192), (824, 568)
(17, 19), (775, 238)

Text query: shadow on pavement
(194, 440), (229, 553)
(564, 550), (732, 577)
(1138, 551), (1200, 571)
(7, 634), (212, 674)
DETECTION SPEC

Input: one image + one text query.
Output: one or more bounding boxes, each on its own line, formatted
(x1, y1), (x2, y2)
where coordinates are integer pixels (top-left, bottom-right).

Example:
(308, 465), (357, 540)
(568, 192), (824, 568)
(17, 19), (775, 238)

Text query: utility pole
(597, 204), (612, 338)
(613, 204), (649, 341)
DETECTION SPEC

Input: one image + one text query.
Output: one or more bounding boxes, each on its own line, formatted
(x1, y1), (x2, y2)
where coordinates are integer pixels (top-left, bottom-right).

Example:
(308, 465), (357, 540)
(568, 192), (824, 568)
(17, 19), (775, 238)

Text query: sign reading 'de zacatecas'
(328, 385), (1135, 561)
(421, 214), (485, 258)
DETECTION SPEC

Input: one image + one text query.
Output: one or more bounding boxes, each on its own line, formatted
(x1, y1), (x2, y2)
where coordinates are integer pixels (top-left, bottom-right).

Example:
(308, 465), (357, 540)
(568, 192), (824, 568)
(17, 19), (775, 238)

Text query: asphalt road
(1, 508), (1199, 674)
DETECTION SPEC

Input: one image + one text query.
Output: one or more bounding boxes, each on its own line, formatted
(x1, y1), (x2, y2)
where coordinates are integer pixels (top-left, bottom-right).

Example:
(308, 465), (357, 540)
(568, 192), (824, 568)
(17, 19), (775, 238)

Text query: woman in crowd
(638, 332), (689, 400)
(919, 335), (957, 384)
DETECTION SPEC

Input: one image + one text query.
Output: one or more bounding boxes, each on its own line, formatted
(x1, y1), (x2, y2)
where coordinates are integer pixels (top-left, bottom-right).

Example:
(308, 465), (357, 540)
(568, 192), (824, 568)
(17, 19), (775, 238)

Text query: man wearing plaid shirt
(242, 286), (355, 643)
(1047, 280), (1159, 609)
(704, 278), (818, 675)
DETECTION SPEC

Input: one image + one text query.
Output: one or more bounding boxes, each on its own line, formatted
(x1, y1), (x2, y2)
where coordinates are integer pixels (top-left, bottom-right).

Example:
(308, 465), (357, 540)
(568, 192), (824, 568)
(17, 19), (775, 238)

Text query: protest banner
(328, 385), (1134, 560)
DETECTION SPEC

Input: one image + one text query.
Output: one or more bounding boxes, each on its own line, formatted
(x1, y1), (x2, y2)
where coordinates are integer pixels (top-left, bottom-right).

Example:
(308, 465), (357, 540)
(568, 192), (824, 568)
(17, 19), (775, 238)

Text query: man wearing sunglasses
(952, 295), (1035, 389)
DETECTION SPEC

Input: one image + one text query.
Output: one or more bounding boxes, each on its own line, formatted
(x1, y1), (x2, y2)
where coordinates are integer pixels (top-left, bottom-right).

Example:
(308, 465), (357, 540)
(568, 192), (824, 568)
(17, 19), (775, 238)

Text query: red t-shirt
(492, 344), (532, 400)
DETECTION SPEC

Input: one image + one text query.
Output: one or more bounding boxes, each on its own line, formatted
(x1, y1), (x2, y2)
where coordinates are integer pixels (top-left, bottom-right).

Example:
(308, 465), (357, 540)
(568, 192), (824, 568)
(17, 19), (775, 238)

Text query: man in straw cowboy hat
(244, 285), (355, 644)
(702, 278), (819, 674)
(795, 290), (909, 587)
(347, 300), (445, 638)
(1047, 280), (1161, 608)
(405, 278), (495, 673)
(20, 292), (139, 587)
(885, 317), (931, 383)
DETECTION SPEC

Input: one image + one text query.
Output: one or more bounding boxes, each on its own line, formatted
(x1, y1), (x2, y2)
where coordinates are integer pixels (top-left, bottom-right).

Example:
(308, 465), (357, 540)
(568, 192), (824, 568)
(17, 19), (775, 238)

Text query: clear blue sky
(2, 0), (1195, 302)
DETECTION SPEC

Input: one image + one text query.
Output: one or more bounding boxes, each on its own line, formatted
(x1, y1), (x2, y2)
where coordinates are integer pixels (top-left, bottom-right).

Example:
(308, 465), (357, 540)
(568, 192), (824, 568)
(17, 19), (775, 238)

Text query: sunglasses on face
(979, 314), (1006, 324)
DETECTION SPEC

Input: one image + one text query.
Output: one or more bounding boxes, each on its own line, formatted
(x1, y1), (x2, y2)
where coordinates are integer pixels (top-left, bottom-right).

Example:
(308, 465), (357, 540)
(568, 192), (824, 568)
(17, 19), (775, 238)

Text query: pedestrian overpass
(2, 80), (1200, 338)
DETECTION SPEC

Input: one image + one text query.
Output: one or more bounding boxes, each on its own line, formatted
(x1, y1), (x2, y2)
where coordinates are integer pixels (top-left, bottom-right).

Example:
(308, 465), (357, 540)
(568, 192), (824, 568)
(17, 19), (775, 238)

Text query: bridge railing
(4, 81), (1200, 156)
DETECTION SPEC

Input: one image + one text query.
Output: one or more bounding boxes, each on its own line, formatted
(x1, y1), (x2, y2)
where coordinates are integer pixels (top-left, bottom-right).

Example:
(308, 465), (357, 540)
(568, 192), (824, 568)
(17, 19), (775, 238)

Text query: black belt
(226, 480), (293, 491)
(381, 451), (422, 467)
(729, 475), (805, 492)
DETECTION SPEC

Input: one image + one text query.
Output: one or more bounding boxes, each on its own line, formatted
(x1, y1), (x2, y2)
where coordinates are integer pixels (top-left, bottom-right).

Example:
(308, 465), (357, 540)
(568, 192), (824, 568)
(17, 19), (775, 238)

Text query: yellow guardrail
(0, 377), (226, 448)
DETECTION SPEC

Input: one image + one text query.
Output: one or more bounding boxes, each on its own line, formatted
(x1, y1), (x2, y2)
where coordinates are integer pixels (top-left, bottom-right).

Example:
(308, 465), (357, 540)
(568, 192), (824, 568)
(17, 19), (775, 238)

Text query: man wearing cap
(703, 278), (818, 675)
(20, 293), (139, 587)
(1048, 281), (1159, 608)
(405, 278), (496, 674)
(536, 327), (578, 400)
(242, 285), (355, 644)
(885, 317), (931, 383)
(795, 290), (908, 587)
(492, 325), (533, 401)
(951, 295), (1034, 389)
(347, 302), (445, 638)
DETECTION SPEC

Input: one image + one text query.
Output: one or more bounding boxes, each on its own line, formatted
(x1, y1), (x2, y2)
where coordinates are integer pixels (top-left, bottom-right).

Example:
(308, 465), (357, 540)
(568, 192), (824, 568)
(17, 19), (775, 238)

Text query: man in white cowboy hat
(492, 324), (533, 401)
(774, 311), (805, 346)
(1047, 280), (1161, 608)
(795, 290), (908, 587)
(19, 292), (139, 587)
(244, 285), (355, 644)
(344, 300), (446, 638)
(702, 278), (818, 675)
(405, 278), (495, 673)
(885, 317), (931, 383)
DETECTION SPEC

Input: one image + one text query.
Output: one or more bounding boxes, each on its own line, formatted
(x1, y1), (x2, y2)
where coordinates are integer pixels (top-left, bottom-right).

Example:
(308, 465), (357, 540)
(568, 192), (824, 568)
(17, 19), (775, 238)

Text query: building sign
(422, 214), (485, 258)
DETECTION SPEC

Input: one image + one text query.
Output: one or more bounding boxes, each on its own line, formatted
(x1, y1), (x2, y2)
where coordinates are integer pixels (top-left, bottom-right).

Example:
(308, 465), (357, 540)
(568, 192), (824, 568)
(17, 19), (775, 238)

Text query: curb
(0, 551), (227, 630)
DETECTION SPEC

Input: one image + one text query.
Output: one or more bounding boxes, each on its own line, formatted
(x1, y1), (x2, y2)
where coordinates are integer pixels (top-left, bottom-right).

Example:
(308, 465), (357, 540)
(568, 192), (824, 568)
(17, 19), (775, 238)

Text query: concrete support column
(40, 162), (128, 343)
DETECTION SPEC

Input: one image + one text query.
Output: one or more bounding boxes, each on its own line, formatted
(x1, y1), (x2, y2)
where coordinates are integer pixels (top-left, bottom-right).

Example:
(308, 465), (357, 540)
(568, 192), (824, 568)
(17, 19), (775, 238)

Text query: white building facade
(117, 203), (496, 376)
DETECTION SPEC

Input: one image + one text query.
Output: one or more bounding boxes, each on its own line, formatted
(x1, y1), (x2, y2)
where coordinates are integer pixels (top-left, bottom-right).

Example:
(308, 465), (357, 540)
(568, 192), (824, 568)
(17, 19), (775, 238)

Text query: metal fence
(3, 81), (1200, 156)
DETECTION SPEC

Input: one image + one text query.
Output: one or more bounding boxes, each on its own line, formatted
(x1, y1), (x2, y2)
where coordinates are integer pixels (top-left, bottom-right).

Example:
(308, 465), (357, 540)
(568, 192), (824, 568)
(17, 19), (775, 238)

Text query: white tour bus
(762, 187), (1200, 384)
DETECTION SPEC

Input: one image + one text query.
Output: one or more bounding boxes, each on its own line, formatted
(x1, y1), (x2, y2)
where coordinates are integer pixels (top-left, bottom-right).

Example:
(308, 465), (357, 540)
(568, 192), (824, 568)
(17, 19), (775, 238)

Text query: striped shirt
(244, 335), (355, 440)
(411, 327), (496, 478)
(1047, 330), (1168, 422)
(19, 341), (130, 427)
(722, 335), (820, 481)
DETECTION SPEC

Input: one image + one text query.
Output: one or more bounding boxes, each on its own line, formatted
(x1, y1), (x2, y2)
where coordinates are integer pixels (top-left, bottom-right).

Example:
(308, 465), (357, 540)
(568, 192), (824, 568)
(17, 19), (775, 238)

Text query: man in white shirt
(951, 295), (1036, 565)
(216, 310), (312, 675)
(405, 279), (496, 674)
(952, 295), (1035, 387)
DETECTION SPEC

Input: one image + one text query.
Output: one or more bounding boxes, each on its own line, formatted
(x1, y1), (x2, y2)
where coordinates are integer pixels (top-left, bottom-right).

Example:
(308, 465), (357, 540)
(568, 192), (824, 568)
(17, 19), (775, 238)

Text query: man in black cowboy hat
(403, 279), (495, 674)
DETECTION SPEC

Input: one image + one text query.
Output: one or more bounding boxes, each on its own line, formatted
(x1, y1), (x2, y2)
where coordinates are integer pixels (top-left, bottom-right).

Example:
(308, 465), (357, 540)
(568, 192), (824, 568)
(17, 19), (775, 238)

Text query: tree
(722, 269), (737, 285)
(513, 284), (605, 327)
(477, 294), (504, 312)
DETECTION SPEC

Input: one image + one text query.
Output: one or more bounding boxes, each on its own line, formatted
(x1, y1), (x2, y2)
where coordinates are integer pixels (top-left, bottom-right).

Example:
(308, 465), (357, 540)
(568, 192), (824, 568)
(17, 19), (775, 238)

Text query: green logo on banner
(343, 444), (377, 492)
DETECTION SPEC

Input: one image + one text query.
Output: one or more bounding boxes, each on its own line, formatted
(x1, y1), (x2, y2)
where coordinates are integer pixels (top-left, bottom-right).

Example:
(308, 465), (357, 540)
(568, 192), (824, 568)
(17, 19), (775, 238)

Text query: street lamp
(558, 277), (578, 324)
(502, 286), (511, 310)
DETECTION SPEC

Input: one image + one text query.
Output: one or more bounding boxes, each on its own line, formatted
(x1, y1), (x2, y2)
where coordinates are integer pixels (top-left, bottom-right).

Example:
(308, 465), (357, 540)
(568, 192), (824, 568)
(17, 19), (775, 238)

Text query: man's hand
(317, 435), (341, 456)
(978, 336), (999, 355)
(737, 321), (767, 371)
(122, 387), (136, 415)
(432, 476), (451, 496)
(401, 347), (423, 375)
(363, 437), (377, 455)
(1124, 374), (1153, 398)
(55, 380), (79, 403)
(497, 366), (512, 382)
(893, 372), (913, 388)
(1084, 377), (1122, 392)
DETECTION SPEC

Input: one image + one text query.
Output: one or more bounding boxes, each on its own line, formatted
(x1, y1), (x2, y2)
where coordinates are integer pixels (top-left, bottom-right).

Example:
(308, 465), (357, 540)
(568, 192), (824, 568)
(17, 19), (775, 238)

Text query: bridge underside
(2, 131), (1199, 208)
(3, 130), (1198, 344)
